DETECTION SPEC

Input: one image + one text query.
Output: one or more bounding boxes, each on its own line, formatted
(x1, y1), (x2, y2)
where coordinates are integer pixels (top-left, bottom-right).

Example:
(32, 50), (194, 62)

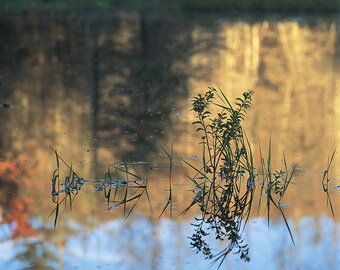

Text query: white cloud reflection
(0, 216), (339, 270)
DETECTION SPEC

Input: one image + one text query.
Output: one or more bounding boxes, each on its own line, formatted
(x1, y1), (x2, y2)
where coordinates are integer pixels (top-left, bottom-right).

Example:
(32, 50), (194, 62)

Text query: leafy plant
(48, 87), (297, 268)
(181, 87), (255, 266)
(182, 87), (296, 267)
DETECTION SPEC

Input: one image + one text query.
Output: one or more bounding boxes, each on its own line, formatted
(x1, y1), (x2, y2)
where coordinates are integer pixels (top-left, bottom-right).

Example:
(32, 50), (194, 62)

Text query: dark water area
(0, 10), (340, 269)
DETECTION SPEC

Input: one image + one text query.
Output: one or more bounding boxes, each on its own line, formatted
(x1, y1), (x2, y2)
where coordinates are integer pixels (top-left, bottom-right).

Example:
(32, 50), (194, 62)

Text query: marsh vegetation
(49, 87), (301, 267)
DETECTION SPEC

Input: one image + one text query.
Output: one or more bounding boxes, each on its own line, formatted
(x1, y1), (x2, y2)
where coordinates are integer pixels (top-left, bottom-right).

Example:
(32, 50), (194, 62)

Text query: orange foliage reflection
(0, 161), (35, 238)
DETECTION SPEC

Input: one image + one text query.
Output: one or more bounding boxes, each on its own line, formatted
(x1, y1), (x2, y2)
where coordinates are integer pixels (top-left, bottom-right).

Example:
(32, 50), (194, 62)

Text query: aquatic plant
(180, 87), (255, 265)
(49, 87), (297, 268)
(49, 147), (86, 229)
(257, 138), (296, 244)
(103, 160), (153, 219)
(49, 149), (155, 225)
(181, 87), (296, 267)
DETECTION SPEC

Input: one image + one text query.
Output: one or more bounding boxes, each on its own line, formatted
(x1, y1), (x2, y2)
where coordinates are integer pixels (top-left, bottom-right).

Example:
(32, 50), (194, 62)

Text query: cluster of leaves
(183, 87), (255, 266)
(183, 87), (296, 267)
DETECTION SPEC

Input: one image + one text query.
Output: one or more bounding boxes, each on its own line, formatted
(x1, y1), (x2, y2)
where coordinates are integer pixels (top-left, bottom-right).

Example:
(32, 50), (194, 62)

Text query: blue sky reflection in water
(0, 9), (340, 270)
(0, 217), (339, 270)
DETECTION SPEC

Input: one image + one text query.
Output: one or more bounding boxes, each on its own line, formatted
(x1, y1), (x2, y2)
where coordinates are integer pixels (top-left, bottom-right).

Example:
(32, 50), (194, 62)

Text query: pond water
(0, 10), (340, 269)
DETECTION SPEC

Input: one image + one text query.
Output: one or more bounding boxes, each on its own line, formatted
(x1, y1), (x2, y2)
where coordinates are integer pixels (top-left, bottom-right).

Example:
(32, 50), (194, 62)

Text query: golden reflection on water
(176, 17), (340, 221)
(0, 12), (339, 239)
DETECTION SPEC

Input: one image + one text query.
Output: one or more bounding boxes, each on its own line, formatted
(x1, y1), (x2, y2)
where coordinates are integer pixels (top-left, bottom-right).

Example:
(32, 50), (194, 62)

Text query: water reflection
(1, 216), (338, 269)
(0, 10), (340, 269)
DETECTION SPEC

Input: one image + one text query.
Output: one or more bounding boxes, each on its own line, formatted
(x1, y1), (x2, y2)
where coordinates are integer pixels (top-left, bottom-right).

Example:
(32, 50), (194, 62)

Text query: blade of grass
(257, 141), (266, 218)
(159, 144), (174, 219)
(322, 149), (336, 218)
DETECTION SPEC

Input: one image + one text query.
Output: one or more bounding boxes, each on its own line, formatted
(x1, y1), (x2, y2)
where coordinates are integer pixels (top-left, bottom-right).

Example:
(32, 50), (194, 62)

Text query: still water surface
(0, 10), (339, 269)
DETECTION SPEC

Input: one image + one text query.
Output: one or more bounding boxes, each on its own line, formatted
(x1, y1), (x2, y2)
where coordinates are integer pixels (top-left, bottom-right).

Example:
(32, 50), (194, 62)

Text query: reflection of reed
(48, 88), (300, 267)
(322, 149), (336, 219)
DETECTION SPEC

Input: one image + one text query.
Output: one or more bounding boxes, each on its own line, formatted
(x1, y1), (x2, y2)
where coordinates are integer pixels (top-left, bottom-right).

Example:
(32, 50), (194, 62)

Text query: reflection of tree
(95, 12), (223, 161)
(0, 10), (238, 266)
(0, 12), (91, 160)
(0, 10), (223, 162)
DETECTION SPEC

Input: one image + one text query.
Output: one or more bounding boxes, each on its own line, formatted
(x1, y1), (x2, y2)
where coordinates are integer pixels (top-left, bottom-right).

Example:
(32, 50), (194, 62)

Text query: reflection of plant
(181, 87), (254, 266)
(322, 149), (336, 218)
(96, 161), (153, 219)
(257, 138), (296, 244)
(49, 87), (296, 268)
(50, 148), (155, 226)
(49, 147), (87, 229)
(182, 87), (295, 267)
